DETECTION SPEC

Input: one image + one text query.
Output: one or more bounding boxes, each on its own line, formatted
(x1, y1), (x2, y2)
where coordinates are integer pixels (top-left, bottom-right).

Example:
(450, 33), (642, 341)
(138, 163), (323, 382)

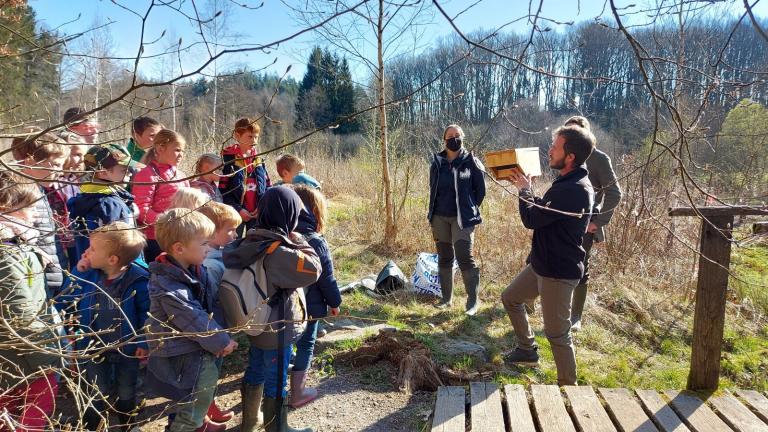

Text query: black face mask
(445, 136), (462, 152)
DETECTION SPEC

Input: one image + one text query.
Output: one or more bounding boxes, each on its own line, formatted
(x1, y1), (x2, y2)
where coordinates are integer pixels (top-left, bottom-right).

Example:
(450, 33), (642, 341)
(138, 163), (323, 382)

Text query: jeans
(169, 352), (220, 432)
(293, 320), (319, 372)
(244, 345), (293, 398)
(83, 355), (140, 402)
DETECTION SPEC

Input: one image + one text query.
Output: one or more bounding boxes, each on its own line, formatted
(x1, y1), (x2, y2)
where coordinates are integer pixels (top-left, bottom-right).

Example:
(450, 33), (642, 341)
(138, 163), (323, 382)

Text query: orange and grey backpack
(219, 240), (280, 336)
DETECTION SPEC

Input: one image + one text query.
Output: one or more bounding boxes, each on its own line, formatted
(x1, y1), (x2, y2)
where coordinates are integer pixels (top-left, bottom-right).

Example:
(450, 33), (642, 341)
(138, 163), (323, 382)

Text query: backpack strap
(266, 241), (281, 255)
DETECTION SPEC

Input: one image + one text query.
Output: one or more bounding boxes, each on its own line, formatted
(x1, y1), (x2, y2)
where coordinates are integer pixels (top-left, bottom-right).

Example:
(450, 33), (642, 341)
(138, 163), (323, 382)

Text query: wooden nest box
(485, 147), (542, 180)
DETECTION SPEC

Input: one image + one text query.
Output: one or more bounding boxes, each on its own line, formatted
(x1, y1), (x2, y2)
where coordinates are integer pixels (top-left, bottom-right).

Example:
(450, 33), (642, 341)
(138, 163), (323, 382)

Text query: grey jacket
(32, 189), (63, 296)
(146, 256), (231, 358)
(586, 149), (622, 242)
(223, 228), (321, 350)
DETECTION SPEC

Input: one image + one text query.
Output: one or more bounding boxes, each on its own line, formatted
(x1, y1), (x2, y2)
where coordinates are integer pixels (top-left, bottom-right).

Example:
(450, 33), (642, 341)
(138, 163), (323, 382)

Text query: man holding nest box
(496, 125), (595, 386)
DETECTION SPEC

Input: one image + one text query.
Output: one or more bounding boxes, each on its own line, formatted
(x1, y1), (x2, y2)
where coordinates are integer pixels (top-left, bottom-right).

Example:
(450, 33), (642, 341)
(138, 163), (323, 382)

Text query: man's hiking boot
(504, 347), (540, 366)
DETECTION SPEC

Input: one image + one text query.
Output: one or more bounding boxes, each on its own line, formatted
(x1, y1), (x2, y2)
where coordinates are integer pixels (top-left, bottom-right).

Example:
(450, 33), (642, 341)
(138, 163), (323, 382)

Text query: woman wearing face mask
(427, 125), (486, 315)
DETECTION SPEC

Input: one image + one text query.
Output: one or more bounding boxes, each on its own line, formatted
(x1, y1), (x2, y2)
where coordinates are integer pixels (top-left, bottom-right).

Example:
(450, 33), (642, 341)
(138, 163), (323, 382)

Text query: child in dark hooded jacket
(223, 186), (319, 432)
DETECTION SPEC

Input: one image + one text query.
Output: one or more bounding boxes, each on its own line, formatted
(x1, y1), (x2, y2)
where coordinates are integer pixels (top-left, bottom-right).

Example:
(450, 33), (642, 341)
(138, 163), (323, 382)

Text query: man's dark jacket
(519, 166), (594, 280)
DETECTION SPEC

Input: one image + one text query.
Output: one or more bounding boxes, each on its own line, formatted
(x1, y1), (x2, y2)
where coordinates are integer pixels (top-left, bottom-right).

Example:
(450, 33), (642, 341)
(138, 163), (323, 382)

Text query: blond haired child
(194, 201), (242, 424)
(191, 153), (224, 203)
(170, 186), (210, 210)
(145, 209), (236, 432)
(199, 201), (242, 286)
(275, 154), (321, 189)
(289, 185), (341, 408)
(132, 129), (190, 262)
(11, 130), (70, 296)
(59, 222), (149, 430)
(0, 172), (61, 431)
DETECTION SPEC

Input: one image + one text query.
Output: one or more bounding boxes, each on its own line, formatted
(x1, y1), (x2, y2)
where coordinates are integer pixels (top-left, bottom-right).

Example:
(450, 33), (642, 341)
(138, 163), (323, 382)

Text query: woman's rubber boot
(262, 397), (313, 432)
(206, 399), (234, 423)
(462, 267), (481, 316)
(570, 283), (588, 332)
(240, 383), (264, 432)
(435, 267), (454, 309)
(289, 370), (318, 408)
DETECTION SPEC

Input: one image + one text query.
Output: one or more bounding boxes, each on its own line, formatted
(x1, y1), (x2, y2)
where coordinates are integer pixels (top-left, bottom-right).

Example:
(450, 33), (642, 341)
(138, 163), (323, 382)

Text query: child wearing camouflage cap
(67, 143), (139, 260)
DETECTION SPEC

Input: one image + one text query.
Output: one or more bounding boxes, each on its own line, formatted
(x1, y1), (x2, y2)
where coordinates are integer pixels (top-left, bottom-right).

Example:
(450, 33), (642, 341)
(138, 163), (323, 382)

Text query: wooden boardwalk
(431, 383), (768, 432)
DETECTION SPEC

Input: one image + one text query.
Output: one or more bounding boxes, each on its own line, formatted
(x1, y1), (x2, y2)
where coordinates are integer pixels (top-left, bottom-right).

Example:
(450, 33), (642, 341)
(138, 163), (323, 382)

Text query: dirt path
(57, 344), (434, 431)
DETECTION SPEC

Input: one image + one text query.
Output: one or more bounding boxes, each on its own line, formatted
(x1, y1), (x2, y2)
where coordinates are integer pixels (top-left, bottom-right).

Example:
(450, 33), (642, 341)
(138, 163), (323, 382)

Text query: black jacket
(427, 149), (486, 229)
(519, 167), (594, 280)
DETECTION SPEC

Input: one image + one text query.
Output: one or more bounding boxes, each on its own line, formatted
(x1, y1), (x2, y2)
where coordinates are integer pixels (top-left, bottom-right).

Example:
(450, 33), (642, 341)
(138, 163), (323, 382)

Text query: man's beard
(549, 156), (566, 170)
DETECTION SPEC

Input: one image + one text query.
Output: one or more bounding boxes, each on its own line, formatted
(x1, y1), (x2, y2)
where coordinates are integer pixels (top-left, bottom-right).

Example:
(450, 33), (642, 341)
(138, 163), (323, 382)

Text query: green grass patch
(323, 239), (768, 392)
(731, 243), (768, 314)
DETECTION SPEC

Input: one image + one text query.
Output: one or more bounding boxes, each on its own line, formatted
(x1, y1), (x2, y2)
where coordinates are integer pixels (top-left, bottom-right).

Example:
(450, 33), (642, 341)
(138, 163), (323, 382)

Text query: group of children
(0, 113), (339, 432)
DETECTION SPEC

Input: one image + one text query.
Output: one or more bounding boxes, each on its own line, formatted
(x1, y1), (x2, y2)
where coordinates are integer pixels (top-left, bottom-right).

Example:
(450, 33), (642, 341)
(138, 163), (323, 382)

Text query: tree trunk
(378, 0), (396, 246)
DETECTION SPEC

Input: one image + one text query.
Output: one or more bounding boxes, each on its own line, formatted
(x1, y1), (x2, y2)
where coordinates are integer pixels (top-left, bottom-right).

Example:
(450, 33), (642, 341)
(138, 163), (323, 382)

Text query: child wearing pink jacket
(132, 129), (190, 262)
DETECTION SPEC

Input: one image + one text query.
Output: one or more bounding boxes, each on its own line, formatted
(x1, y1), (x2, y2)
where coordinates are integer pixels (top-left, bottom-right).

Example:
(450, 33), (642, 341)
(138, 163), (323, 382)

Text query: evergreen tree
(295, 46), (358, 133)
(296, 47), (326, 130)
(335, 58), (359, 133)
(0, 3), (61, 119)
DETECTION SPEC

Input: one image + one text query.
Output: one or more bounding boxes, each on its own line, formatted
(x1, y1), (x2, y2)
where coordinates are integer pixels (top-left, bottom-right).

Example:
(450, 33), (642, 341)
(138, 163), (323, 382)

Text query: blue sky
(30, 0), (768, 82)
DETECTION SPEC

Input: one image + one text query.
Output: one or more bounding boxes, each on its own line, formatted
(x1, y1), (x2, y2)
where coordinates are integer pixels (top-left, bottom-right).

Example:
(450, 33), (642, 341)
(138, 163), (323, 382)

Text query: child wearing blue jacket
(291, 185), (342, 408)
(68, 144), (137, 261)
(57, 222), (149, 431)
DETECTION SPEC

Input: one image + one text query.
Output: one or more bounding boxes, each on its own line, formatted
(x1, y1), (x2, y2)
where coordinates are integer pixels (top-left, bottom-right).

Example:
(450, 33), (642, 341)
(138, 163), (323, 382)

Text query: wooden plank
(669, 206), (768, 217)
(431, 386), (465, 432)
(709, 393), (768, 432)
(665, 391), (732, 432)
(599, 388), (659, 432)
(531, 385), (577, 432)
(687, 216), (733, 390)
(470, 382), (505, 432)
(564, 386), (617, 432)
(734, 390), (768, 423)
(504, 384), (536, 432)
(635, 390), (691, 432)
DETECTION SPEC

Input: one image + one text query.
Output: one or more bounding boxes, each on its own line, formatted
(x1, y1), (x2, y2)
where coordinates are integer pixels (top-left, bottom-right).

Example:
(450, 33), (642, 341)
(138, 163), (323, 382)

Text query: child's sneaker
(504, 347), (540, 366)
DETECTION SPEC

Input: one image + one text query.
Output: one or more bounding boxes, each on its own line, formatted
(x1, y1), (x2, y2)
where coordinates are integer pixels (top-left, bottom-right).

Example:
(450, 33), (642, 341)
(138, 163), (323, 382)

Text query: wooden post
(687, 215), (732, 390)
(668, 206), (768, 391)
